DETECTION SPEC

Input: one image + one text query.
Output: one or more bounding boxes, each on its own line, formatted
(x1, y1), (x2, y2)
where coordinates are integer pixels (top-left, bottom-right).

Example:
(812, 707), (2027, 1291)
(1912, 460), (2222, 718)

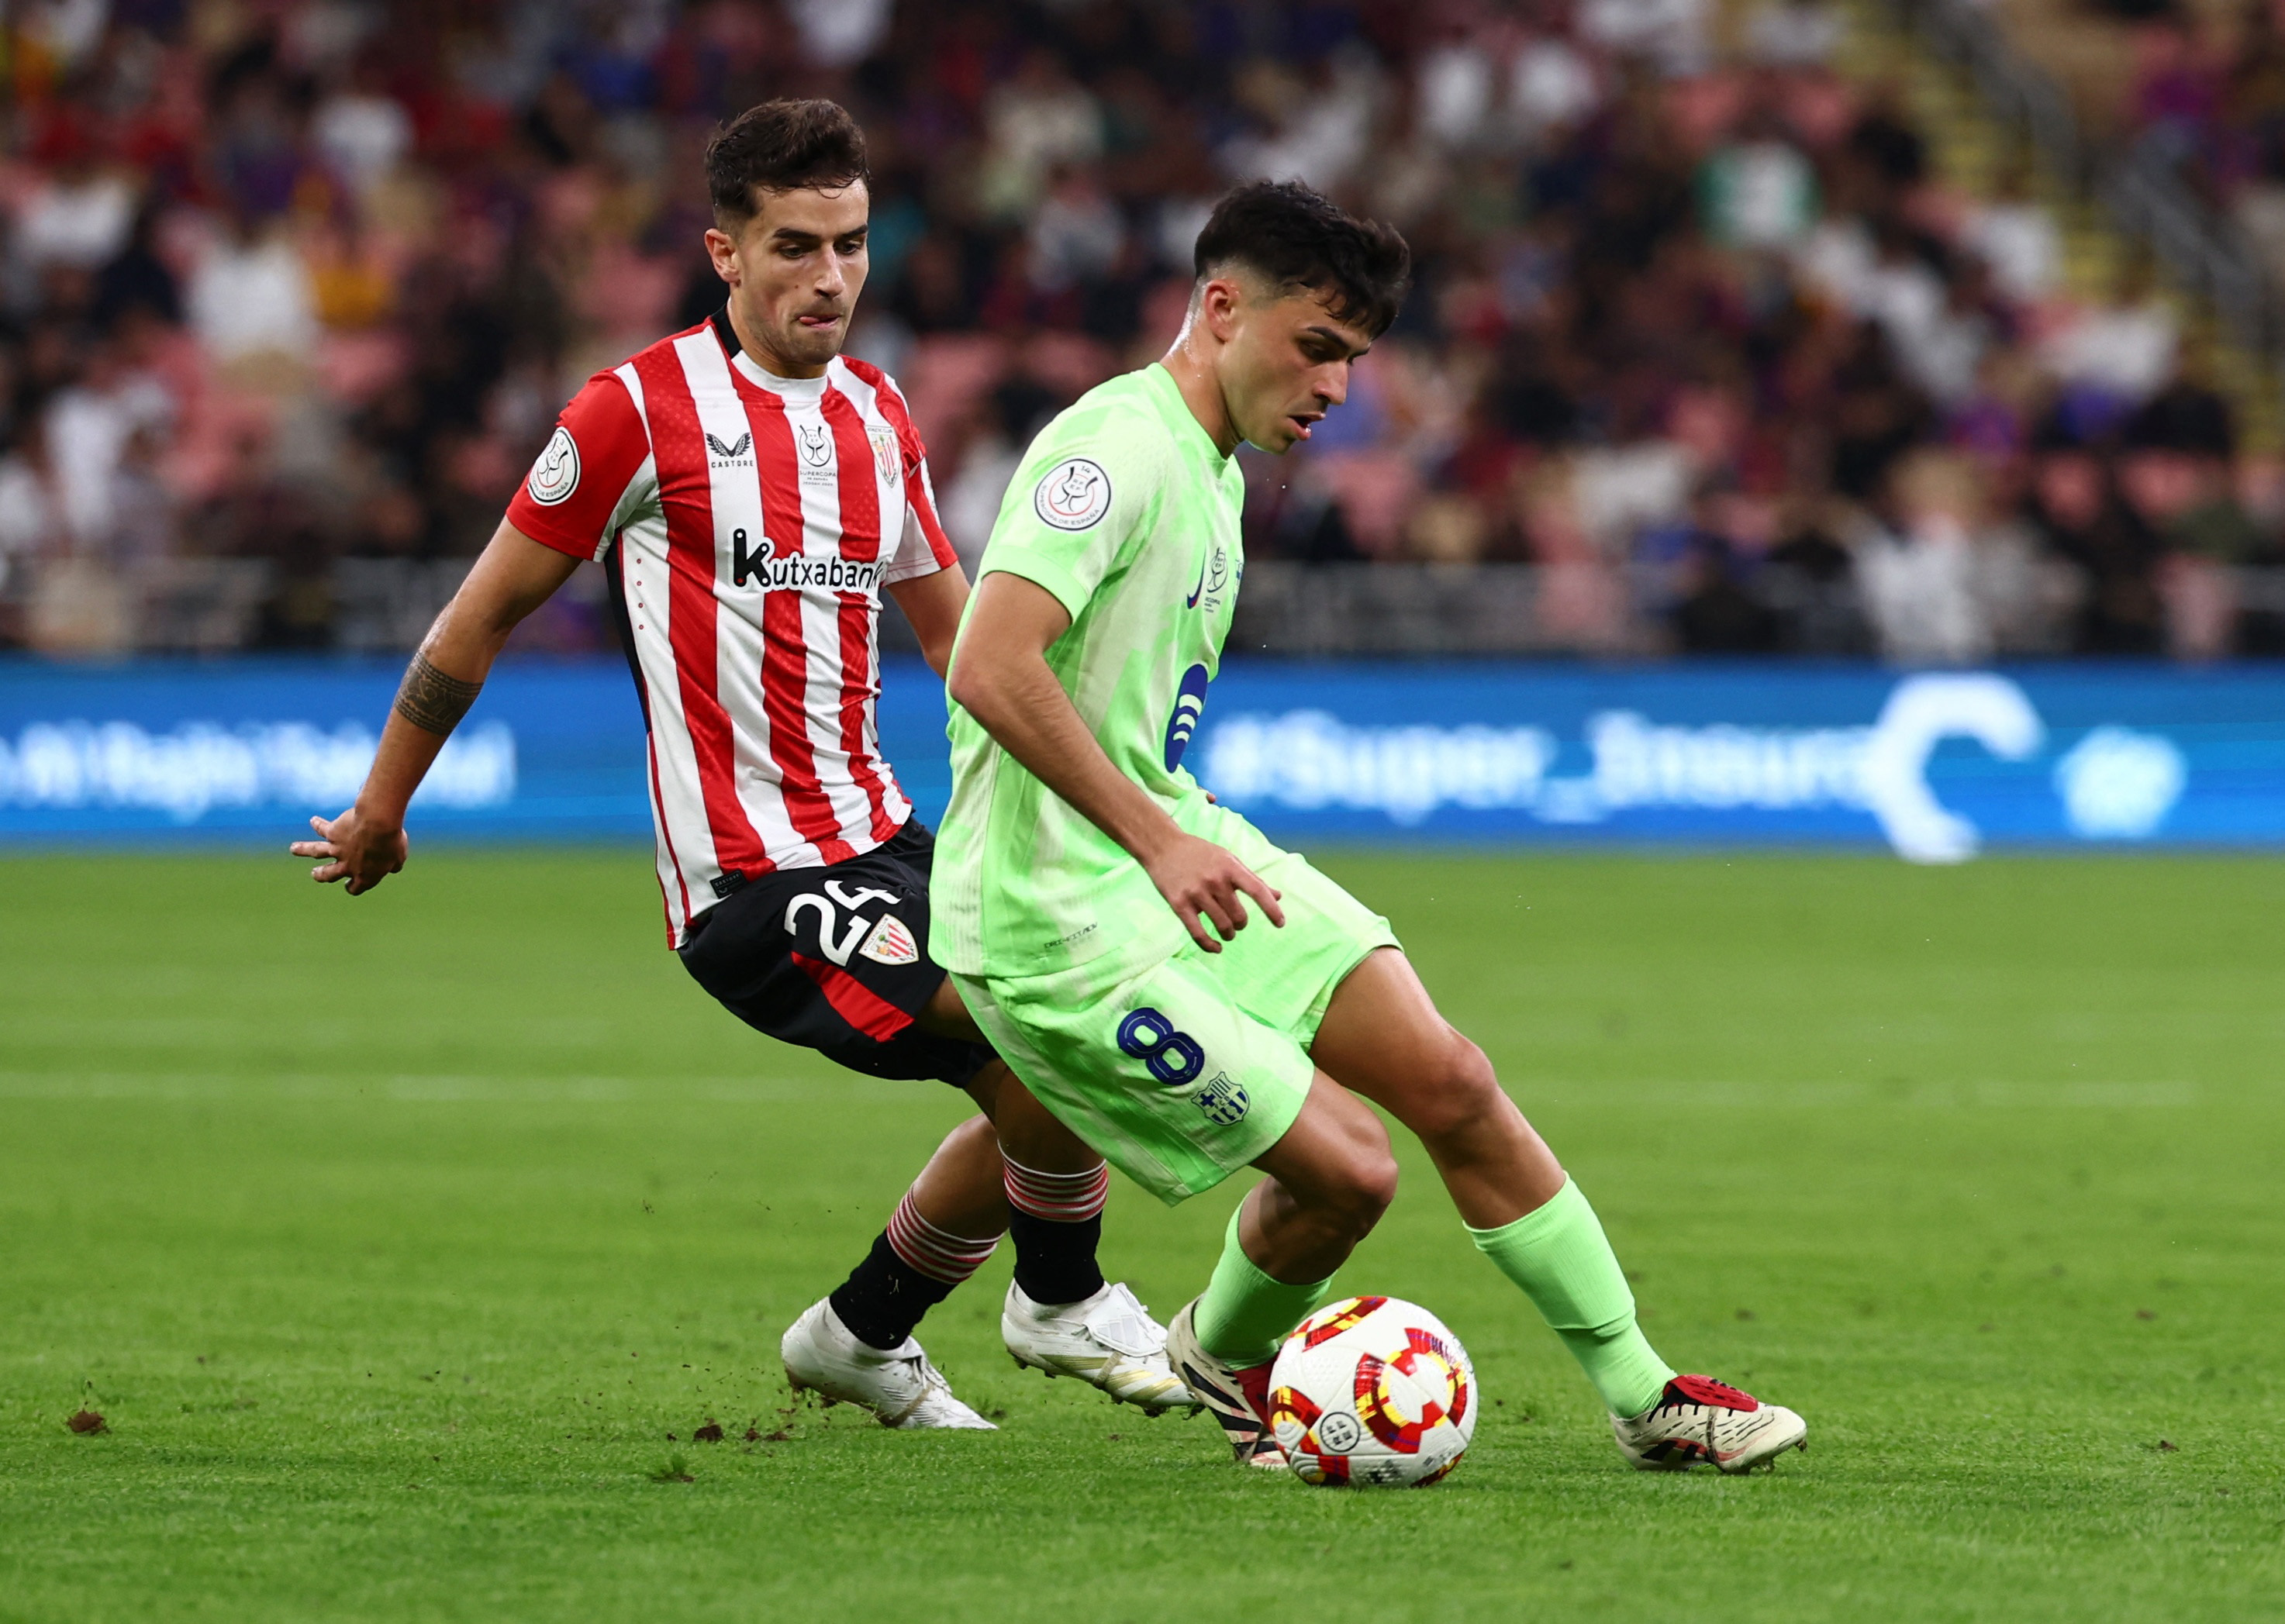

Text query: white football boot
(1002, 1281), (1198, 1415)
(780, 1298), (996, 1430)
(1163, 1299), (1286, 1469)
(1610, 1374), (1807, 1473)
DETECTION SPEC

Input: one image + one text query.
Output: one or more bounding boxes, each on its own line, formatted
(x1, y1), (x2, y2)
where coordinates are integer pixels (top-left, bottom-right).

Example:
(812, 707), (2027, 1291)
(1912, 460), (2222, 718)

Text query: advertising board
(2, 659), (2280, 860)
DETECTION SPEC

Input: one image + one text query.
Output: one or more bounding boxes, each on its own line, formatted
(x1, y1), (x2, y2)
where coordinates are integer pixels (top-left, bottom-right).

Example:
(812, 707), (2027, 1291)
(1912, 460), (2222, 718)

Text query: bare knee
(1352, 1148), (1400, 1225)
(1253, 1079), (1403, 1272)
(918, 1112), (1004, 1189)
(942, 1112), (1002, 1160)
(1402, 1031), (1510, 1143)
(1322, 1136), (1400, 1240)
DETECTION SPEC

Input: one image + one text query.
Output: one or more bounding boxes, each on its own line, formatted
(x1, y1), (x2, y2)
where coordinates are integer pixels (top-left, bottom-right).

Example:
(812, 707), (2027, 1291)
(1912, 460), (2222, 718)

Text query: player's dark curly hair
(706, 99), (869, 223)
(1193, 180), (1411, 337)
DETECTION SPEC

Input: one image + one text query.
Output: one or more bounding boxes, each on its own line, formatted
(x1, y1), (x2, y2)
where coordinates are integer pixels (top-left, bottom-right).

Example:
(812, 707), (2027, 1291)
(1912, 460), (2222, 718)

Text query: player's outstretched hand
(290, 808), (408, 895)
(1142, 831), (1283, 952)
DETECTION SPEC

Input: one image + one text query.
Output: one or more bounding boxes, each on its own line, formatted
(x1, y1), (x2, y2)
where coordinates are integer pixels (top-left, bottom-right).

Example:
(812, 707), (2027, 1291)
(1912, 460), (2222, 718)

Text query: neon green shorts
(953, 844), (1398, 1205)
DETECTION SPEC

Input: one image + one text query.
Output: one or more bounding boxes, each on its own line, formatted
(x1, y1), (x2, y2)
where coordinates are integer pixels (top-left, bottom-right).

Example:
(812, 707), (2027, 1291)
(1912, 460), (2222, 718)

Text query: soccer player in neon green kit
(934, 180), (1808, 1473)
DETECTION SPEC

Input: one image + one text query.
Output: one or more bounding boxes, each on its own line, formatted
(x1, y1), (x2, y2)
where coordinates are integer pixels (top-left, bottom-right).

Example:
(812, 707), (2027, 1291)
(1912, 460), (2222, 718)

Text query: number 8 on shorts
(1117, 1008), (1204, 1085)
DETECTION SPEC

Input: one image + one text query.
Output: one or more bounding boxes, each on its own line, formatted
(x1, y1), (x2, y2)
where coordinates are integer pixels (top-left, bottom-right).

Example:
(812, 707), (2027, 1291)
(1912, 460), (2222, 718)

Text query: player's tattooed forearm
(392, 652), (483, 736)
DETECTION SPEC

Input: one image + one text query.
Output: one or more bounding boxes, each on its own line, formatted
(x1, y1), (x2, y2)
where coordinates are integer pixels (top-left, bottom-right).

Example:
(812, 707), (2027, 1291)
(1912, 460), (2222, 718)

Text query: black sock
(1009, 1210), (1105, 1307)
(828, 1233), (956, 1350)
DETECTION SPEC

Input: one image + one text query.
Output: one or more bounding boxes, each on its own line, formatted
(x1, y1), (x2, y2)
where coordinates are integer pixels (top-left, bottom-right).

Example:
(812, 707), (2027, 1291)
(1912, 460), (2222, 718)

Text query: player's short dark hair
(1193, 180), (1410, 338)
(706, 98), (870, 224)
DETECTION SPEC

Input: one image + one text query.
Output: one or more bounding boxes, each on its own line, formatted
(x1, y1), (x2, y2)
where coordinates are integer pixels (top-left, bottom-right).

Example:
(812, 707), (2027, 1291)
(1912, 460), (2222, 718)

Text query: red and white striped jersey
(506, 311), (958, 946)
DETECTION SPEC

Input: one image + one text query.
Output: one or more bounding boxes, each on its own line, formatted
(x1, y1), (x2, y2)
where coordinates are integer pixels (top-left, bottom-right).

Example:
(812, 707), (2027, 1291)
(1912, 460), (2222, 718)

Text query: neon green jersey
(933, 363), (1244, 981)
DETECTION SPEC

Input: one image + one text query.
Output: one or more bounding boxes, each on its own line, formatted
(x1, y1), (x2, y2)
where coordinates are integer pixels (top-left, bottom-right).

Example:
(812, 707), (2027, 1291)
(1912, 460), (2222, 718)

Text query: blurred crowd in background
(2, 0), (2281, 661)
(2075, 0), (2285, 278)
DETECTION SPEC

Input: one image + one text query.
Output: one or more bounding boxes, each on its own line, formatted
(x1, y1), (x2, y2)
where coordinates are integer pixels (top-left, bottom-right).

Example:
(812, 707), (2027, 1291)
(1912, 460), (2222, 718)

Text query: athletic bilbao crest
(868, 425), (899, 485)
(858, 912), (920, 967)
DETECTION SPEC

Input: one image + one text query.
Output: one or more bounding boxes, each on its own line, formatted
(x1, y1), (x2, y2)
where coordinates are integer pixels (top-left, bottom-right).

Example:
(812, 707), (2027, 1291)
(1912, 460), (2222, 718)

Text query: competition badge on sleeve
(1034, 457), (1111, 531)
(526, 426), (581, 505)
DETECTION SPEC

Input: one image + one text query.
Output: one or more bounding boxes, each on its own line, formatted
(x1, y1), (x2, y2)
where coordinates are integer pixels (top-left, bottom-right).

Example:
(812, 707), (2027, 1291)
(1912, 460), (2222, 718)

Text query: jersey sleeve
(868, 373), (958, 585)
(505, 370), (654, 561)
(978, 403), (1161, 621)
(884, 457), (955, 583)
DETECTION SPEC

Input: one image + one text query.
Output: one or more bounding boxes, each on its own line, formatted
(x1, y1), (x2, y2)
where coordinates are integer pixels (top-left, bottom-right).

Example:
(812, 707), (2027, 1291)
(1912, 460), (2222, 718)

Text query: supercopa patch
(526, 426), (580, 505)
(1033, 457), (1111, 531)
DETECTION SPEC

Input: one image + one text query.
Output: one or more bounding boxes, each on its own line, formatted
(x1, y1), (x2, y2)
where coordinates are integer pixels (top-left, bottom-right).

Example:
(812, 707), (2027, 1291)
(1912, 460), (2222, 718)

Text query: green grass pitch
(2, 849), (2281, 1621)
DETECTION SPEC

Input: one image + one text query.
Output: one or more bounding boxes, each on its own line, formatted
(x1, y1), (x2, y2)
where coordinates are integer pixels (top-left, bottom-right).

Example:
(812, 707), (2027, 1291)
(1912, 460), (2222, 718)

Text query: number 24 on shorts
(1117, 1008), (1203, 1085)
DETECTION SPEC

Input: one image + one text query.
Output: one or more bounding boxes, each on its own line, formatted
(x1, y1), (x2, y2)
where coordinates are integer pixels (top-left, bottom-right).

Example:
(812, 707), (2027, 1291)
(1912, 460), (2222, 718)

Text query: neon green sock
(1193, 1202), (1338, 1367)
(1468, 1177), (1675, 1418)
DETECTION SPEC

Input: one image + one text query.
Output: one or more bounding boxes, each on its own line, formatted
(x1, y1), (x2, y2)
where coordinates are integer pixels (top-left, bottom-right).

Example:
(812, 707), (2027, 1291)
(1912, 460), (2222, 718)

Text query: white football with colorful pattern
(1268, 1295), (1476, 1488)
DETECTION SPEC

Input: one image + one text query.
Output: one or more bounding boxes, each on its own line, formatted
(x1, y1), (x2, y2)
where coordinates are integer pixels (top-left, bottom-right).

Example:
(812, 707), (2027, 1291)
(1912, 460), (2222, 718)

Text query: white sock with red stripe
(1003, 1157), (1110, 1307)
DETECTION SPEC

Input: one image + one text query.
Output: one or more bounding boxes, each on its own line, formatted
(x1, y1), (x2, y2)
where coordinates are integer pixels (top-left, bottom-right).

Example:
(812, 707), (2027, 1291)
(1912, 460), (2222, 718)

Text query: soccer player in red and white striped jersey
(510, 291), (947, 942)
(292, 100), (1191, 1429)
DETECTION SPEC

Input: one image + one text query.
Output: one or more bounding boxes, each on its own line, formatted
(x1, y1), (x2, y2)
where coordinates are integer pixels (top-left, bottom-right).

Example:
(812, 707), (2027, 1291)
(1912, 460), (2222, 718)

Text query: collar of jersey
(1141, 360), (1233, 466)
(711, 306), (831, 403)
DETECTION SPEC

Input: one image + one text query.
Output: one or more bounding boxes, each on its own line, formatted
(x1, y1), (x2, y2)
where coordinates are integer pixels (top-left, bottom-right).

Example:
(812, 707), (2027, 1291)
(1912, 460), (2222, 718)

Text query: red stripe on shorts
(792, 951), (914, 1043)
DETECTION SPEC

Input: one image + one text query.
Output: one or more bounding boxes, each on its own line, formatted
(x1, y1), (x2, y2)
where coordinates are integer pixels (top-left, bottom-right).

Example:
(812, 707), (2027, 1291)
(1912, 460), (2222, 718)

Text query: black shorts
(676, 819), (996, 1089)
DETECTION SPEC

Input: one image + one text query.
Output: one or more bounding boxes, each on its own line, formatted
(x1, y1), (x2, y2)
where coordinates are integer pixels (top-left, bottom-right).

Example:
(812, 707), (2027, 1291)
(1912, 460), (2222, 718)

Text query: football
(1268, 1296), (1476, 1487)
